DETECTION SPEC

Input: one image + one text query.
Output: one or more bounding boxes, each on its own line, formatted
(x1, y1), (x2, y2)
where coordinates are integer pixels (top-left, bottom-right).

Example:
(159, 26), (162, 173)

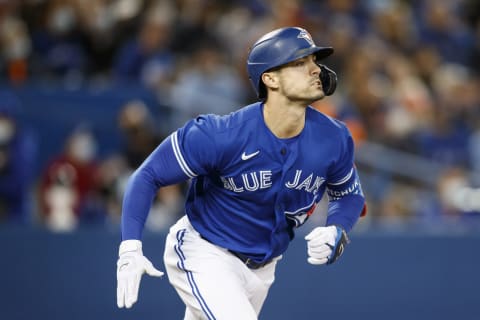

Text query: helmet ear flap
(318, 64), (337, 96)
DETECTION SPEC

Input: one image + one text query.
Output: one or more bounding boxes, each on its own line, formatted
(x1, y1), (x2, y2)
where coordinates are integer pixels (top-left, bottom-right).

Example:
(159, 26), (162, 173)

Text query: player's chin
(310, 85), (325, 98)
(305, 91), (325, 104)
(315, 91), (326, 100)
(290, 89), (325, 104)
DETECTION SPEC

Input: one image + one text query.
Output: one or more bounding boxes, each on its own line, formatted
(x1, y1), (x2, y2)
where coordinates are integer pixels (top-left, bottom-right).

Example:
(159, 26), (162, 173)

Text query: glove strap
(119, 240), (142, 256)
(327, 226), (349, 265)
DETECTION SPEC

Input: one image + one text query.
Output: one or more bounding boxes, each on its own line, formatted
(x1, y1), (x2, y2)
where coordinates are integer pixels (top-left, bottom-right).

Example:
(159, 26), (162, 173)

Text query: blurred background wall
(0, 0), (479, 319)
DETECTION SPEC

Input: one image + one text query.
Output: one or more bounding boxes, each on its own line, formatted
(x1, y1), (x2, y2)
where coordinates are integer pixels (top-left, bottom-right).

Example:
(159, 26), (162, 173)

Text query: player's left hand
(116, 240), (164, 308)
(305, 225), (349, 265)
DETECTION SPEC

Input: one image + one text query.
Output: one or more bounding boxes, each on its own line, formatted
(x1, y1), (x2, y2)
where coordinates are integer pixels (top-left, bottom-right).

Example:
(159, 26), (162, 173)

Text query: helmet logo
(297, 29), (314, 46)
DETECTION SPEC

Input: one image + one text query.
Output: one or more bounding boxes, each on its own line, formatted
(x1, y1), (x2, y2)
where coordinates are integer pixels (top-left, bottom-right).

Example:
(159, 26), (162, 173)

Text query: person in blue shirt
(116, 27), (365, 320)
(0, 91), (37, 224)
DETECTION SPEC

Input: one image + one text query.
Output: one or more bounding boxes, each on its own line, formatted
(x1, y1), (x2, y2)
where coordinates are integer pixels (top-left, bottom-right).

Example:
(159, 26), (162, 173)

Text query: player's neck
(263, 100), (306, 139)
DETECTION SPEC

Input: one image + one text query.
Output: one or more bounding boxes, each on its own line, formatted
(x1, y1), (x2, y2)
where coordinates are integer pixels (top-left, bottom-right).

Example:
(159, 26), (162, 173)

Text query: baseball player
(116, 26), (366, 320)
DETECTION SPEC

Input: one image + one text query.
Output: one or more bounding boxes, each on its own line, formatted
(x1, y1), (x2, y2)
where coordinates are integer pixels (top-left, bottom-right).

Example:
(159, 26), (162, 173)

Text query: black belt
(200, 234), (271, 269)
(228, 250), (272, 270)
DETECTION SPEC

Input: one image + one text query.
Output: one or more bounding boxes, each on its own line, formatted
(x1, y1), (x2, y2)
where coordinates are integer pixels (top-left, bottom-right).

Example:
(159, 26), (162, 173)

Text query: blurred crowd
(0, 0), (480, 233)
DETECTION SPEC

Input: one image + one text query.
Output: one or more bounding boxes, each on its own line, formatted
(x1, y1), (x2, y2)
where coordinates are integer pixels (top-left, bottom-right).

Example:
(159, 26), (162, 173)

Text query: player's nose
(308, 57), (321, 75)
(311, 63), (321, 77)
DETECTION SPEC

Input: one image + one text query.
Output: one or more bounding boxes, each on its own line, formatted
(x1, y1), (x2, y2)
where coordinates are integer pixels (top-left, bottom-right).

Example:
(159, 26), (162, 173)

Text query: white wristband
(119, 240), (142, 256)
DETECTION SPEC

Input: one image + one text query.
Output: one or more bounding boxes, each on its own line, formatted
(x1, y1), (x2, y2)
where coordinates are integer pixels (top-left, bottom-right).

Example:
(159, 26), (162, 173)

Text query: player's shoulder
(306, 106), (349, 134)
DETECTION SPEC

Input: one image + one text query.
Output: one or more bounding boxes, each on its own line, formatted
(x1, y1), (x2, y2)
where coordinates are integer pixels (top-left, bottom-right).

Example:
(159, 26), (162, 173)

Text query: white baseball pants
(163, 215), (280, 320)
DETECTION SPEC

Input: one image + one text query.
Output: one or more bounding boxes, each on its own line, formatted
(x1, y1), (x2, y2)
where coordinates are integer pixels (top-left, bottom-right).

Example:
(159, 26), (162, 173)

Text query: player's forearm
(325, 168), (365, 232)
(326, 194), (365, 232)
(121, 167), (159, 240)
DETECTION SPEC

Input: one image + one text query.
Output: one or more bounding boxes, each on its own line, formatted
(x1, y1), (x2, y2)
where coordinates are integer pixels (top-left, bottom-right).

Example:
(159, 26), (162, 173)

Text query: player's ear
(261, 71), (279, 92)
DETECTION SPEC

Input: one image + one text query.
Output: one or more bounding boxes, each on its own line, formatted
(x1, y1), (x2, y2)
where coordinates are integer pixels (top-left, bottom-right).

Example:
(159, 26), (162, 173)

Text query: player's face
(276, 54), (325, 103)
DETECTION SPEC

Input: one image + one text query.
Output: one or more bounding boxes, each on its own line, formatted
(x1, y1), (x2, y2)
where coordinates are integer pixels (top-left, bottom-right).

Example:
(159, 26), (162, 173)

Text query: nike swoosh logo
(241, 150), (260, 160)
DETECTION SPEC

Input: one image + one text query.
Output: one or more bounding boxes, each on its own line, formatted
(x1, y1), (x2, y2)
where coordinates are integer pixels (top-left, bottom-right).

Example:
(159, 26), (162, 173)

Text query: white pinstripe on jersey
(171, 131), (197, 178)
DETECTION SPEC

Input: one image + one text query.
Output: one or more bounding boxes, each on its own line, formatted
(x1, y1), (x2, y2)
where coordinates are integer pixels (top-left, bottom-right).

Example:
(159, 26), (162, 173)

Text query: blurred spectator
(376, 184), (416, 230)
(94, 153), (128, 225)
(29, 0), (87, 81)
(415, 63), (474, 166)
(434, 167), (480, 230)
(368, 0), (418, 51)
(39, 126), (101, 232)
(146, 183), (185, 232)
(168, 0), (218, 55)
(99, 100), (184, 230)
(0, 6), (31, 84)
(113, 2), (176, 89)
(0, 91), (37, 224)
(117, 99), (163, 168)
(415, 0), (475, 66)
(383, 52), (434, 148)
(167, 40), (247, 128)
(72, 0), (121, 77)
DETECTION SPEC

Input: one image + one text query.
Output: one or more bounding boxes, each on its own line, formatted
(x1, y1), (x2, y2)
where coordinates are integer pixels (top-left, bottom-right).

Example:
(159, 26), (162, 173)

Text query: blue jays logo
(298, 29), (314, 46)
(284, 197), (318, 227)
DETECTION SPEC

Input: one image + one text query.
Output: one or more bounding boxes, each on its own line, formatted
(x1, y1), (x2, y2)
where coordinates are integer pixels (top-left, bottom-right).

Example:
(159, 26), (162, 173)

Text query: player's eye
(294, 61), (305, 67)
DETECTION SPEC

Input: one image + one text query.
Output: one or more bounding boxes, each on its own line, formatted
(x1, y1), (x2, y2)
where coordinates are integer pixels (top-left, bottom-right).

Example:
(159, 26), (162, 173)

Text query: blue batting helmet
(247, 27), (334, 99)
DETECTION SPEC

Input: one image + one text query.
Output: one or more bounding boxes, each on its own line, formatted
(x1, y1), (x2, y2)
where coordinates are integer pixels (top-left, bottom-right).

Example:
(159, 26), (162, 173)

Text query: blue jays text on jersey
(121, 102), (365, 264)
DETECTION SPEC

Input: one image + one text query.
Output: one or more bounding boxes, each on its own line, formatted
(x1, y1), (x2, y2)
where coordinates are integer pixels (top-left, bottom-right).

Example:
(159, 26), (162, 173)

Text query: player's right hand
(116, 240), (164, 308)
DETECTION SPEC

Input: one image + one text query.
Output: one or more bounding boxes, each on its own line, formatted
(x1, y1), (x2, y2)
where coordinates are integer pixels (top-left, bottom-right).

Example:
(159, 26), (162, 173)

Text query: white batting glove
(116, 240), (164, 308)
(305, 225), (349, 265)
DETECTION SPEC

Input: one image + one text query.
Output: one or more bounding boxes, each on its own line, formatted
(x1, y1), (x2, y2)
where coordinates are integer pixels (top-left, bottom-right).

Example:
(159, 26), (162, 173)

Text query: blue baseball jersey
(122, 102), (365, 264)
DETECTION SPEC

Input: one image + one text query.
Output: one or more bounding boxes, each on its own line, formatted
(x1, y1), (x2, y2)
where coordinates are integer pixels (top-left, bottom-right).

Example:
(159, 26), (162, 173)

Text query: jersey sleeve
(325, 122), (365, 232)
(325, 167), (365, 232)
(172, 114), (219, 176)
(121, 115), (219, 240)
